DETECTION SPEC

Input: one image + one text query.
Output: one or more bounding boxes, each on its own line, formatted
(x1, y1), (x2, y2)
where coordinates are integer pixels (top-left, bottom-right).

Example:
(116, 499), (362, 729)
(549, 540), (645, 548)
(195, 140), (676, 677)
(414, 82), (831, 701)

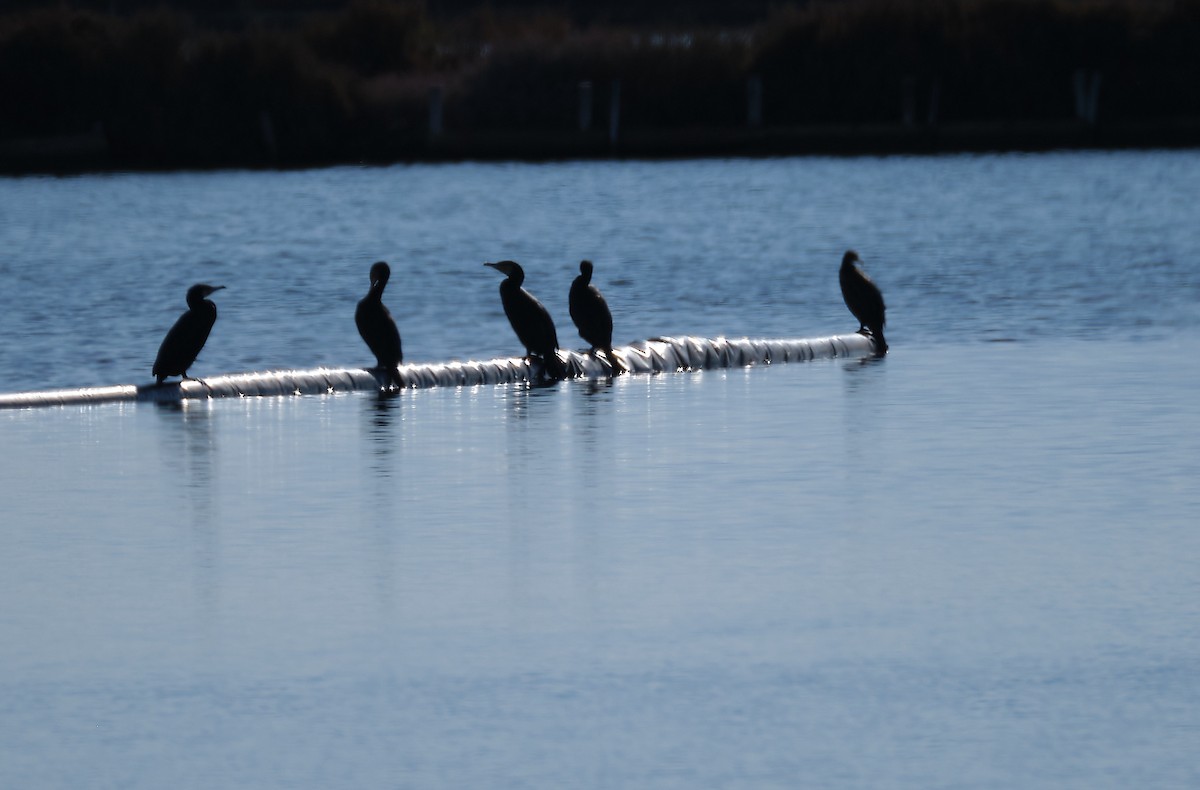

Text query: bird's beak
(211, 285), (226, 292)
(484, 262), (498, 269)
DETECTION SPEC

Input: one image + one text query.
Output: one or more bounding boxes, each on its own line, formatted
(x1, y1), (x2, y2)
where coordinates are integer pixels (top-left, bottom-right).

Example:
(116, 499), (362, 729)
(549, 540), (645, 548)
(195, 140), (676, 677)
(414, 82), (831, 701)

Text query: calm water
(2, 152), (1199, 788)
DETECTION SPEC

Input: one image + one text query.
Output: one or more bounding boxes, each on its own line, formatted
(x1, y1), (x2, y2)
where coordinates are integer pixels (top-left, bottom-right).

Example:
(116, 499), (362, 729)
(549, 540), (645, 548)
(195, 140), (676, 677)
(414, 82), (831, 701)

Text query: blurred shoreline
(4, 118), (1199, 174)
(4, 0), (1200, 173)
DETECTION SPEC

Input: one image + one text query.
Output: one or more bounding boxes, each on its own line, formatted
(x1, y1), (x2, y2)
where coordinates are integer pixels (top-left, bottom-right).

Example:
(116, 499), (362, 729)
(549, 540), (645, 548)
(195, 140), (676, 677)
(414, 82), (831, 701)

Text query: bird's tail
(870, 328), (888, 355)
(544, 351), (568, 381)
(603, 347), (625, 375)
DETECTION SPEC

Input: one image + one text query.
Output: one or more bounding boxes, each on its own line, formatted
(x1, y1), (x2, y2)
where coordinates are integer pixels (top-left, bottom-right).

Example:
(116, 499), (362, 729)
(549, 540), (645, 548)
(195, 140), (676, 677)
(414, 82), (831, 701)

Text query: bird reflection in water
(364, 389), (403, 468)
(841, 353), (888, 397)
(153, 398), (221, 620)
(154, 398), (217, 492)
(581, 376), (615, 398)
(841, 354), (888, 468)
(571, 375), (617, 450)
(503, 378), (562, 423)
(358, 391), (401, 614)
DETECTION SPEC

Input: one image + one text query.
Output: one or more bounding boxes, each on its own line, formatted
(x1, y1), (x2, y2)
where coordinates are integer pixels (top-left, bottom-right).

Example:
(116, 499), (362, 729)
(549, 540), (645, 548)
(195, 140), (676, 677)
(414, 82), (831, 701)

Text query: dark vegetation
(2, 0), (1198, 170)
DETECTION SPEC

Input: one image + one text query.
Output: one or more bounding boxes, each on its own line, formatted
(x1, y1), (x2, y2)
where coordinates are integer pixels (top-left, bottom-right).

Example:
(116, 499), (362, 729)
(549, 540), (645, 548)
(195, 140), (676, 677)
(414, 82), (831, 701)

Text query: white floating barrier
(0, 334), (878, 410)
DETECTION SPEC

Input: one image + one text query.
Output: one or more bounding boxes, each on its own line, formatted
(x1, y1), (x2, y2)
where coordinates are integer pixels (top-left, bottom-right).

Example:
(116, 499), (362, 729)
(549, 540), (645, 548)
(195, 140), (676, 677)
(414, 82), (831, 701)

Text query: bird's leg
(178, 371), (212, 392)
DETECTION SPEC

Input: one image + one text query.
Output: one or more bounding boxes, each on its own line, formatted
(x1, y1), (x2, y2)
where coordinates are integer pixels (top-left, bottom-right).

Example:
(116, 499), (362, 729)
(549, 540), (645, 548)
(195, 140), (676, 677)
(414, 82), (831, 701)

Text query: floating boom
(0, 334), (877, 410)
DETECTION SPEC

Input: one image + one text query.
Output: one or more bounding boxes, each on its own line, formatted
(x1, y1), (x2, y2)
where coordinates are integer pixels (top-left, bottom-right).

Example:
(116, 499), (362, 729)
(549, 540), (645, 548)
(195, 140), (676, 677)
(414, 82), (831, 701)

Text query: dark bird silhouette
(153, 283), (225, 384)
(355, 261), (403, 387)
(839, 250), (888, 354)
(485, 260), (567, 379)
(569, 260), (623, 374)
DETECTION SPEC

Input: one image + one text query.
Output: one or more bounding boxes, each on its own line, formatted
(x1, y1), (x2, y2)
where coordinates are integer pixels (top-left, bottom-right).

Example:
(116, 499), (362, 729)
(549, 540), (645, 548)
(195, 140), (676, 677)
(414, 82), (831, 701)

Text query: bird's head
(369, 261), (391, 287)
(842, 250), (860, 267)
(188, 283), (225, 300)
(579, 260), (594, 277)
(485, 260), (523, 278)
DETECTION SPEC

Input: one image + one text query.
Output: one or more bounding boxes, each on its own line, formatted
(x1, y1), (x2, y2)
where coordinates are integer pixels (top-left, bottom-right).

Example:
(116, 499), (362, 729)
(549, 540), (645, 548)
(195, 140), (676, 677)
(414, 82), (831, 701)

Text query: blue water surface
(1, 152), (1199, 789)
(0, 151), (1197, 388)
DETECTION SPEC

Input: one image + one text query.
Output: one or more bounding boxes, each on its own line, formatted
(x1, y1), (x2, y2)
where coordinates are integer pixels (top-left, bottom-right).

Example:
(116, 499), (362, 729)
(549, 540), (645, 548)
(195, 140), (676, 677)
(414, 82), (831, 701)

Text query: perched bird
(839, 250), (888, 354)
(569, 260), (623, 374)
(355, 261), (403, 387)
(153, 283), (225, 384)
(484, 260), (566, 379)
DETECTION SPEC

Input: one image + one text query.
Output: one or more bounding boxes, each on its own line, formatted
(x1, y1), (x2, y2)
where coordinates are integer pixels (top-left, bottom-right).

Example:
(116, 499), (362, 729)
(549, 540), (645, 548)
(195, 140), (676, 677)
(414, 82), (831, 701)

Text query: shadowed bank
(3, 0), (1200, 172)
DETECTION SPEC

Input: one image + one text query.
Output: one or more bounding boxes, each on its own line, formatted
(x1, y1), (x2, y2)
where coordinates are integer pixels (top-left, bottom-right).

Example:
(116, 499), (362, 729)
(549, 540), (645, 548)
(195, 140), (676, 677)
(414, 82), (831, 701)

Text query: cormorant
(839, 250), (888, 354)
(355, 261), (403, 387)
(484, 260), (567, 379)
(153, 283), (225, 384)
(569, 260), (623, 374)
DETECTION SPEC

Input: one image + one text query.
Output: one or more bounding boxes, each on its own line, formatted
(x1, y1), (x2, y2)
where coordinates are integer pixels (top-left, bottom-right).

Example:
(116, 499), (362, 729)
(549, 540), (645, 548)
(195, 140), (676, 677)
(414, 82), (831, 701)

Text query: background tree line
(1, 0), (1197, 168)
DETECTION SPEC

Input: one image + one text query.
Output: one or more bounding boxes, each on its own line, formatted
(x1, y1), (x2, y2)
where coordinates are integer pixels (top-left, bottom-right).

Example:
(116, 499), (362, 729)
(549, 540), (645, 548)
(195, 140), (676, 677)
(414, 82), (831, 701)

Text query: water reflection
(568, 377), (619, 629)
(4, 340), (1200, 789)
(499, 381), (571, 626)
(839, 355), (889, 474)
(359, 391), (401, 615)
(363, 389), (403, 469)
(580, 375), (617, 397)
(153, 398), (218, 492)
(840, 353), (889, 407)
(570, 376), (617, 448)
(841, 352), (888, 381)
(502, 378), (565, 422)
(152, 399), (221, 628)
